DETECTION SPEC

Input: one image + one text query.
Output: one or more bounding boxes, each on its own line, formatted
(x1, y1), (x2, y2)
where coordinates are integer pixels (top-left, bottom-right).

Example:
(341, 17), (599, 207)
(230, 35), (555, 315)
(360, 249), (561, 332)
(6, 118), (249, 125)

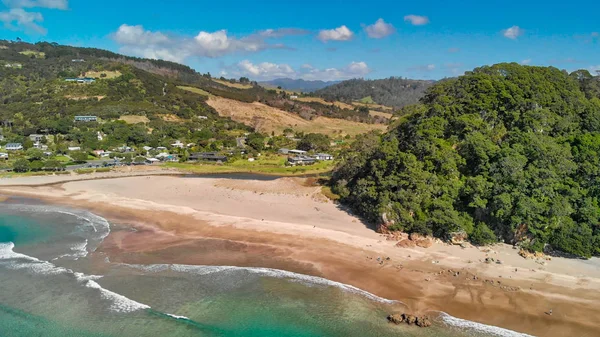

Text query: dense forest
(331, 64), (600, 258)
(314, 77), (434, 108)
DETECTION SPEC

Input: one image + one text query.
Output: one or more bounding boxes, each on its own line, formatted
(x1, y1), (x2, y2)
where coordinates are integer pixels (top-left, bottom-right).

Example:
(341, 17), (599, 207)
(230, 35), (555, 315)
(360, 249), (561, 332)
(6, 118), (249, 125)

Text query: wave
(1, 204), (110, 260)
(124, 263), (399, 305)
(439, 312), (535, 337)
(85, 280), (151, 313)
(165, 313), (191, 320)
(1, 242), (150, 314)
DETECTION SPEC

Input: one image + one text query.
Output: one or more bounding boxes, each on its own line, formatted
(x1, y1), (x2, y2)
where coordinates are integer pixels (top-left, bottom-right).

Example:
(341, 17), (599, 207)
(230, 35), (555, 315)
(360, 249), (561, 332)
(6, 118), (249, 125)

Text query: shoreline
(1, 173), (600, 336)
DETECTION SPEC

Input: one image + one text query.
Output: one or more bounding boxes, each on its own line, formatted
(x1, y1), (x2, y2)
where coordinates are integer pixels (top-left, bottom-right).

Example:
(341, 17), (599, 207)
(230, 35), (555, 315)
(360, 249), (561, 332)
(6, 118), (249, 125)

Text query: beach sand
(1, 172), (600, 337)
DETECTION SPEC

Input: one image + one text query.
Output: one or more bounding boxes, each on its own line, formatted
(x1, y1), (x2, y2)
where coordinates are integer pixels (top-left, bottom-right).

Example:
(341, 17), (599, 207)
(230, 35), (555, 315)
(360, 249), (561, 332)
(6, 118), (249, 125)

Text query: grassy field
(19, 50), (45, 58)
(294, 96), (355, 110)
(206, 96), (386, 136)
(166, 156), (335, 176)
(84, 70), (122, 79)
(369, 110), (394, 119)
(177, 86), (212, 97)
(212, 79), (253, 89)
(119, 115), (150, 124)
(352, 101), (394, 111)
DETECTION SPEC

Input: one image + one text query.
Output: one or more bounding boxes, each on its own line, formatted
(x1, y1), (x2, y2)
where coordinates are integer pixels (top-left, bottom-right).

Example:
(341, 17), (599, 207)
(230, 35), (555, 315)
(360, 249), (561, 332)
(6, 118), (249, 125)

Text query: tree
(12, 159), (30, 173)
(297, 133), (330, 152)
(44, 159), (64, 171)
(134, 156), (146, 164)
(30, 160), (44, 171)
(26, 148), (44, 161)
(246, 133), (265, 151)
(70, 151), (88, 163)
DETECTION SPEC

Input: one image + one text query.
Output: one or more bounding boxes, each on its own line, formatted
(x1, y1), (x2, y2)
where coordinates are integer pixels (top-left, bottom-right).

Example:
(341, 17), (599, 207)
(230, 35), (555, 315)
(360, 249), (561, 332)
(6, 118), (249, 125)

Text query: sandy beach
(1, 171), (600, 337)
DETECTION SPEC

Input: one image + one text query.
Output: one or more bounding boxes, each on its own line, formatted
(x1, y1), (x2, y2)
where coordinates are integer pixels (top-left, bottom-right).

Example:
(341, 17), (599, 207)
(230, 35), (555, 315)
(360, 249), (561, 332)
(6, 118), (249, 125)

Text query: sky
(0, 0), (599, 81)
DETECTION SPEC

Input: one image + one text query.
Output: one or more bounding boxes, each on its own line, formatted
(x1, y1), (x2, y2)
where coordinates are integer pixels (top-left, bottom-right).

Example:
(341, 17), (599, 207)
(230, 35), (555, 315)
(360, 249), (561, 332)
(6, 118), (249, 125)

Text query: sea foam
(1, 242), (150, 314)
(440, 312), (535, 337)
(127, 263), (399, 304)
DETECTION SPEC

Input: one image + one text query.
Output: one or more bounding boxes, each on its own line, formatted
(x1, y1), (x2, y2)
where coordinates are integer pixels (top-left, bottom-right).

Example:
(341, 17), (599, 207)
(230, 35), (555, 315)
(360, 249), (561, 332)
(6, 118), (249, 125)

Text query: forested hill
(331, 64), (600, 258)
(259, 78), (339, 92)
(314, 77), (434, 108)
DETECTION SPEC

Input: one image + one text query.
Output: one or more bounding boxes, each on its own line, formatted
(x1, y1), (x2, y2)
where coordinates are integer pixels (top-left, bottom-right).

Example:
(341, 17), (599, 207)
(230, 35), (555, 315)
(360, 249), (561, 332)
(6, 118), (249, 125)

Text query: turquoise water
(0, 202), (526, 337)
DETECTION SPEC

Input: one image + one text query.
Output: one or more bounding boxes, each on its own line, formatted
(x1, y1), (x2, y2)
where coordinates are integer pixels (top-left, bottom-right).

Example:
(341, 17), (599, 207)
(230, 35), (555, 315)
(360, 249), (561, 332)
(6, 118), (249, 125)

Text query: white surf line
(438, 312), (536, 337)
(0, 242), (149, 314)
(122, 263), (401, 305)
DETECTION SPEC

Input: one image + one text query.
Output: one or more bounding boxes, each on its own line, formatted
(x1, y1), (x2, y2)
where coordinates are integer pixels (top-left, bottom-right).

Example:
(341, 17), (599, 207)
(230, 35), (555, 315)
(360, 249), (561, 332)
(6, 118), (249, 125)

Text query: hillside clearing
(177, 86), (212, 97)
(293, 97), (355, 110)
(119, 115), (150, 124)
(213, 79), (253, 89)
(206, 96), (385, 136)
(64, 95), (105, 101)
(84, 70), (122, 79)
(369, 110), (393, 119)
(19, 50), (45, 58)
(352, 101), (394, 111)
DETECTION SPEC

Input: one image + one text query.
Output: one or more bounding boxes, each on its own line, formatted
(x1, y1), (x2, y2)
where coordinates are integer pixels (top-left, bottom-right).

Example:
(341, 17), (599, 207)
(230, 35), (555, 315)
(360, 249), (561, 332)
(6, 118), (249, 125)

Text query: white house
(314, 153), (334, 161)
(0, 152), (8, 159)
(288, 149), (307, 155)
(5, 143), (23, 151)
(290, 95), (298, 99)
(171, 140), (184, 148)
(198, 115), (208, 120)
(68, 146), (81, 151)
(143, 146), (154, 152)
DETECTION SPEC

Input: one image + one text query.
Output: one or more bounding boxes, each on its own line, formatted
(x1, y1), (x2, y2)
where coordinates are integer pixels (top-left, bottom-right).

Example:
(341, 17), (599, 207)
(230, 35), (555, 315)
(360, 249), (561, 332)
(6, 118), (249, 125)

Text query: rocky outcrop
(396, 239), (416, 248)
(387, 313), (431, 328)
(448, 230), (468, 245)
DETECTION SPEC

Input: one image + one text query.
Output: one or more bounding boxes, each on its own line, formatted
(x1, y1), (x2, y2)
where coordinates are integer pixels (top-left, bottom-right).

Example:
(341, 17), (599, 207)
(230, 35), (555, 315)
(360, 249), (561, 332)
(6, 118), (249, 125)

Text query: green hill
(314, 77), (434, 108)
(331, 63), (600, 258)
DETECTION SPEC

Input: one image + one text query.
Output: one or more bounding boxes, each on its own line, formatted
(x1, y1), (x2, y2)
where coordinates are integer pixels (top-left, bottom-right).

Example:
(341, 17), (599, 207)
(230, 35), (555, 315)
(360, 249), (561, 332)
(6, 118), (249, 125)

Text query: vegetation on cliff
(332, 64), (600, 257)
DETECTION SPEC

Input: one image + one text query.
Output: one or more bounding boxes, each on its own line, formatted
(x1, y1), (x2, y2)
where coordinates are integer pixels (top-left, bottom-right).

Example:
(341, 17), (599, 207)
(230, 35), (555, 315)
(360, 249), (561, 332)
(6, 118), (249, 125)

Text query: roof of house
(5, 143), (22, 147)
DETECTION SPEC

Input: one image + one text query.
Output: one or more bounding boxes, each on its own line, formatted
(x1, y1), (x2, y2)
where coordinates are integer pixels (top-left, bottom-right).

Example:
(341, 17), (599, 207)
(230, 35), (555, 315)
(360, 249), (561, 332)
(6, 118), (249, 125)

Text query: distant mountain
(259, 78), (340, 92)
(314, 77), (435, 108)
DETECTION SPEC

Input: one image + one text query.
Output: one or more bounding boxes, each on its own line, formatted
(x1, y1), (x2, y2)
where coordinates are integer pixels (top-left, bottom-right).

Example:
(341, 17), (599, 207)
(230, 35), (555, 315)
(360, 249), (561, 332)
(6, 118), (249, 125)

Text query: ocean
(0, 200), (532, 337)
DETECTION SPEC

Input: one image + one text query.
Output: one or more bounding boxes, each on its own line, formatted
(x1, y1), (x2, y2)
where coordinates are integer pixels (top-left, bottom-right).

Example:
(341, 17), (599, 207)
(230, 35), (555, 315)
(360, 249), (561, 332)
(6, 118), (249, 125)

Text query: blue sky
(0, 0), (598, 81)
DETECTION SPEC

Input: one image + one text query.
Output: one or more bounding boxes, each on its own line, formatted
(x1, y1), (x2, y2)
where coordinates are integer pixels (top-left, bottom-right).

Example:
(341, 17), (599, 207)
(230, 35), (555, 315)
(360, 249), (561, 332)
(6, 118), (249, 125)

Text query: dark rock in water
(388, 313), (432, 328)
(416, 316), (432, 327)
(403, 314), (417, 325)
(387, 313), (404, 324)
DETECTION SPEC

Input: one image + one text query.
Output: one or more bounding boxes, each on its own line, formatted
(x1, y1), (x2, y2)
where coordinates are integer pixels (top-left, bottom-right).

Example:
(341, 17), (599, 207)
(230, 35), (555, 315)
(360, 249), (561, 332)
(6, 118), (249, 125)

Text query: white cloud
(302, 61), (370, 81)
(590, 65), (600, 73)
(404, 15), (429, 26)
(364, 18), (395, 38)
(1, 0), (67, 9)
(112, 24), (295, 62)
(237, 60), (295, 78)
(521, 59), (531, 65)
(0, 8), (45, 34)
(258, 28), (309, 38)
(0, 0), (66, 34)
(503, 25), (524, 39)
(317, 25), (354, 42)
(230, 60), (370, 81)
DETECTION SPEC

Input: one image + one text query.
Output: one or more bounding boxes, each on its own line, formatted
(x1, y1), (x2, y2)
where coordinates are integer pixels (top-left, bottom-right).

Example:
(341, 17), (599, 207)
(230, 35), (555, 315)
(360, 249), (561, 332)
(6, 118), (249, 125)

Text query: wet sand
(1, 173), (600, 337)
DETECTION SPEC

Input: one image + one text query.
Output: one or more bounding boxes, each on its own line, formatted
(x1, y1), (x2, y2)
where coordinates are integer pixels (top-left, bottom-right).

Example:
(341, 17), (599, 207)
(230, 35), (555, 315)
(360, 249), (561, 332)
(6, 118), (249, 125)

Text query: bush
(469, 222), (497, 246)
(30, 160), (44, 171)
(12, 159), (30, 172)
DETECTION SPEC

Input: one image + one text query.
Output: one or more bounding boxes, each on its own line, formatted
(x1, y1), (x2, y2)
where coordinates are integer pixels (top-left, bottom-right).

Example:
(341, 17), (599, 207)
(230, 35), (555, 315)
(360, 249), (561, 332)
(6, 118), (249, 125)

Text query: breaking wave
(439, 312), (535, 337)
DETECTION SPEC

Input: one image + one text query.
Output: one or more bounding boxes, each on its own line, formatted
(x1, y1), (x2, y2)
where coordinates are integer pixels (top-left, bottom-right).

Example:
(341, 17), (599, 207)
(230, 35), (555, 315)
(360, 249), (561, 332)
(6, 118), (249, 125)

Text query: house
(155, 153), (178, 162)
(145, 158), (160, 164)
(0, 152), (8, 159)
(33, 142), (48, 150)
(278, 148), (290, 154)
(115, 145), (133, 153)
(68, 146), (81, 151)
(190, 152), (227, 162)
(97, 131), (104, 141)
(156, 146), (167, 151)
(143, 146), (154, 152)
(171, 140), (184, 148)
(66, 77), (95, 84)
(29, 134), (45, 142)
(290, 95), (298, 99)
(288, 156), (316, 166)
(5, 143), (23, 151)
(198, 115), (208, 120)
(71, 59), (85, 62)
(4, 63), (22, 69)
(74, 116), (97, 122)
(313, 153), (334, 161)
(288, 149), (307, 155)
(92, 149), (106, 156)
